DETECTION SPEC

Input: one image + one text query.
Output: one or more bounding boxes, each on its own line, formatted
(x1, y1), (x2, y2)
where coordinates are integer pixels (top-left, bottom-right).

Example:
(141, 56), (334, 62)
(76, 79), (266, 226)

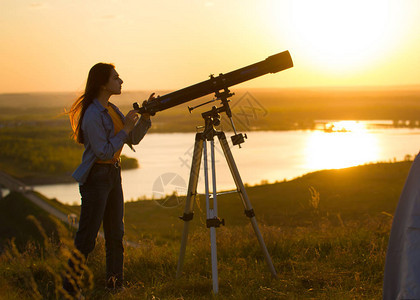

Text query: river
(32, 121), (420, 205)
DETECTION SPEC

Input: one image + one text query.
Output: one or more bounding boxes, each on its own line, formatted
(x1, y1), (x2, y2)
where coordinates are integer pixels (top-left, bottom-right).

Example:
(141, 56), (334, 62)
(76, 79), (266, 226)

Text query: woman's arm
(129, 116), (151, 145)
(128, 93), (155, 145)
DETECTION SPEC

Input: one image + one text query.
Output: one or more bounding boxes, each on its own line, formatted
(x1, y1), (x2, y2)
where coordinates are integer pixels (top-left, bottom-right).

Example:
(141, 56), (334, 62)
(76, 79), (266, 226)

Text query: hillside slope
(0, 191), (71, 252)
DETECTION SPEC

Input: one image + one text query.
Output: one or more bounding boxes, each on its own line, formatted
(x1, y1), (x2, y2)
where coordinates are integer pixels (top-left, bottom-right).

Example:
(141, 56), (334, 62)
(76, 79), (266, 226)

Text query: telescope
(133, 50), (293, 115)
(148, 51), (293, 293)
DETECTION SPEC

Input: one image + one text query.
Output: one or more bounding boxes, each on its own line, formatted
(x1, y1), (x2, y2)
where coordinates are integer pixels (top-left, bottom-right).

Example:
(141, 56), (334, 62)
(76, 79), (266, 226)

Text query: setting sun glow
(288, 0), (403, 73)
(0, 1), (419, 92)
(305, 121), (379, 170)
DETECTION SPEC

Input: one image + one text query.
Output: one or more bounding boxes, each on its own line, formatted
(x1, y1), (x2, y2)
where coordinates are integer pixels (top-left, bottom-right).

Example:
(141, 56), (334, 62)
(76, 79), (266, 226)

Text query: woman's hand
(123, 110), (140, 134)
(141, 93), (157, 119)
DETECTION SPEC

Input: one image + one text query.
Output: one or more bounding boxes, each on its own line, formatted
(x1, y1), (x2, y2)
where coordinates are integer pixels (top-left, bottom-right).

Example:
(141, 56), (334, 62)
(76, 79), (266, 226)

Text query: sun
(278, 0), (401, 73)
(323, 121), (366, 133)
(304, 121), (379, 170)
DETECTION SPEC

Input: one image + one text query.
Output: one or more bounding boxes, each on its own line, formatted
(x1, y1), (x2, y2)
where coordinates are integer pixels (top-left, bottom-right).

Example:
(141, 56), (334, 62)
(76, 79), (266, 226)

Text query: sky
(0, 0), (419, 93)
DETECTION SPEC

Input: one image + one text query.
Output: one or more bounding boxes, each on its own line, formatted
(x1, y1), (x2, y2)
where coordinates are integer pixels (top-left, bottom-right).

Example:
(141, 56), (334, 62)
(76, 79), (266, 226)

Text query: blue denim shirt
(72, 99), (151, 184)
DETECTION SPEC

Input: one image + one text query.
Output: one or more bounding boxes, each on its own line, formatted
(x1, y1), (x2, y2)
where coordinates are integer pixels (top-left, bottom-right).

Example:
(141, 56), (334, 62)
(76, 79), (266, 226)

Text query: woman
(64, 63), (153, 294)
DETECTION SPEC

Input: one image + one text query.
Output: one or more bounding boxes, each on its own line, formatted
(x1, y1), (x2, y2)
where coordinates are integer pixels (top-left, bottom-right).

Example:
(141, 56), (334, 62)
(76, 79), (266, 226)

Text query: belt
(96, 157), (121, 169)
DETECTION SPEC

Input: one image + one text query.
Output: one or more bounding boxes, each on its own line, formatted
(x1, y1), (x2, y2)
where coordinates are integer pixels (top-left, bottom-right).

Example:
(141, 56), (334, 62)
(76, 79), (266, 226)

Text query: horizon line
(1, 83), (420, 95)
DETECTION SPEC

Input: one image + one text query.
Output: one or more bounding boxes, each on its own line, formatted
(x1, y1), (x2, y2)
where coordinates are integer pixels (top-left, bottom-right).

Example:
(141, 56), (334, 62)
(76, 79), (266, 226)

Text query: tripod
(175, 89), (277, 294)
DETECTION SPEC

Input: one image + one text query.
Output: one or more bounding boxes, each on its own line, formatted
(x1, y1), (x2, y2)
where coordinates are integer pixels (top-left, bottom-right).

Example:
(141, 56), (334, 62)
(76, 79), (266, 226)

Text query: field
(0, 161), (412, 299)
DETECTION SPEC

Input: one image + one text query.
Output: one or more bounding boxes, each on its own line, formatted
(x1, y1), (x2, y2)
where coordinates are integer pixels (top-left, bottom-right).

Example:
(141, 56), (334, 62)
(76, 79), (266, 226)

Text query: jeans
(69, 163), (125, 290)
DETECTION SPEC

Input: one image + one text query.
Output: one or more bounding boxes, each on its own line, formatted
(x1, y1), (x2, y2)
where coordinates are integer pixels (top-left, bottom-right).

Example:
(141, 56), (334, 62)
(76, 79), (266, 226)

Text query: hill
(121, 160), (410, 242)
(0, 161), (413, 299)
(0, 191), (71, 252)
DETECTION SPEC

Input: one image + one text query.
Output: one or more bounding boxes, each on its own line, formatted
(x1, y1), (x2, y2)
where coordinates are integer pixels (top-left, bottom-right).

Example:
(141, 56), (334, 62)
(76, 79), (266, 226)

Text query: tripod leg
(217, 132), (277, 277)
(208, 139), (219, 294)
(176, 133), (204, 278)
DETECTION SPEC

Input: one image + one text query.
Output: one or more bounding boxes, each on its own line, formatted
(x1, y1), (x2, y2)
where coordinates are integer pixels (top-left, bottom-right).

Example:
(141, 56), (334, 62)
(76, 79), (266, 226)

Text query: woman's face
(103, 68), (123, 95)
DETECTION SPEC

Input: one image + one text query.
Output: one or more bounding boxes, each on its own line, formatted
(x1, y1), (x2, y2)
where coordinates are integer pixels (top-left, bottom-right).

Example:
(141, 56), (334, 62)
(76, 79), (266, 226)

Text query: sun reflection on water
(305, 121), (379, 170)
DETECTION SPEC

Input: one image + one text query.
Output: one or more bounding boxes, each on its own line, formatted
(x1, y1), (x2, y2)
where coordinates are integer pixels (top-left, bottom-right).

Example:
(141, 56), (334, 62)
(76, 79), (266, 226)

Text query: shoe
(106, 277), (125, 293)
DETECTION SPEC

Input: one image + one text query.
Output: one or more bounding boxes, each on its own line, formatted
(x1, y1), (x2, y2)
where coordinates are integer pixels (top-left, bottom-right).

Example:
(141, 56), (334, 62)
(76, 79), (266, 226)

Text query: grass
(0, 218), (389, 299)
(0, 160), (412, 299)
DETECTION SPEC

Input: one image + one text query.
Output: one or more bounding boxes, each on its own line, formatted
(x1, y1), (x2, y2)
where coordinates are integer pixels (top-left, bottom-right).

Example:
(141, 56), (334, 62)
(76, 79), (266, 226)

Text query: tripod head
(196, 87), (247, 147)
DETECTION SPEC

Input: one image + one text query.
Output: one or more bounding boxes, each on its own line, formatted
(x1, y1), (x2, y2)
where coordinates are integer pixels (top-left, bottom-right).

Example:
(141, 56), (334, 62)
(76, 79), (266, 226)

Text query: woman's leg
(103, 167), (125, 288)
(63, 164), (112, 295)
(75, 164), (112, 256)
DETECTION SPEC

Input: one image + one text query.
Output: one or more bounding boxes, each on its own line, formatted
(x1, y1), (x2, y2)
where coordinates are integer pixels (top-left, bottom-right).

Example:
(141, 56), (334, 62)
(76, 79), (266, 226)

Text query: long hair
(68, 63), (115, 144)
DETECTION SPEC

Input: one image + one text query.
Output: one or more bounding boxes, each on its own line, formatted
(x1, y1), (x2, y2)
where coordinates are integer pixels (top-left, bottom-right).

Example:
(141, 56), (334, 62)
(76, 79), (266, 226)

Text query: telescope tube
(134, 50), (293, 115)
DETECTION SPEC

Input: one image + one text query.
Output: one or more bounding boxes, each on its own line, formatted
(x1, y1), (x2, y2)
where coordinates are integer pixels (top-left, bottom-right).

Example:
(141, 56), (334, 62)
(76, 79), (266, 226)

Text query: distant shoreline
(2, 87), (420, 187)
(17, 159), (416, 188)
(21, 175), (76, 186)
